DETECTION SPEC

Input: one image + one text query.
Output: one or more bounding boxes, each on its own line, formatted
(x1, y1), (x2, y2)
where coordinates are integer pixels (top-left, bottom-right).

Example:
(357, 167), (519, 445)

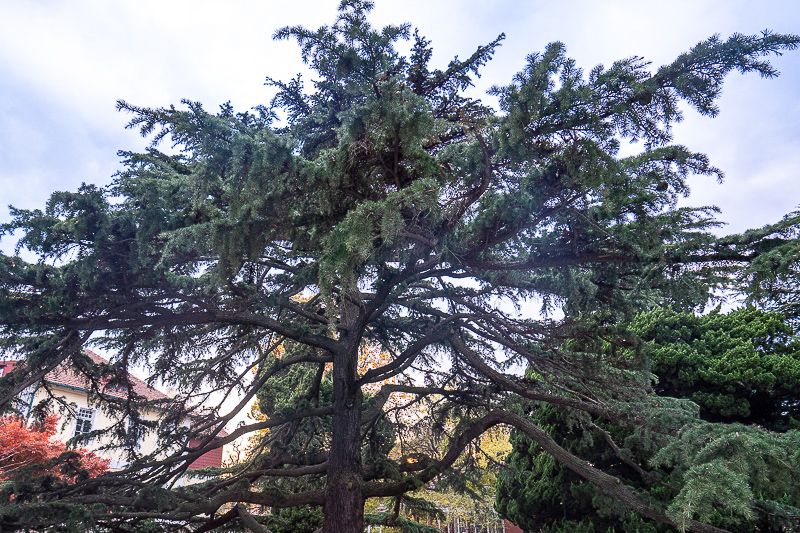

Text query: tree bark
(323, 339), (364, 533)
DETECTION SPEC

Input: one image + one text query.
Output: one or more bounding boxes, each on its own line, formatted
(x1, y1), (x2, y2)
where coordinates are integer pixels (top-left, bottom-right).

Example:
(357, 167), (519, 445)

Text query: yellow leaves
(358, 345), (391, 375)
(271, 343), (286, 360)
(358, 345), (403, 397)
(475, 426), (512, 468)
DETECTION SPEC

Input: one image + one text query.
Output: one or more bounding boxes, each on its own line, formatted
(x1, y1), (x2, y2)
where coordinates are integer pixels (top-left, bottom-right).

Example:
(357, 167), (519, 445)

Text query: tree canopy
(496, 307), (800, 532)
(0, 2), (799, 532)
(0, 415), (109, 482)
(640, 307), (800, 430)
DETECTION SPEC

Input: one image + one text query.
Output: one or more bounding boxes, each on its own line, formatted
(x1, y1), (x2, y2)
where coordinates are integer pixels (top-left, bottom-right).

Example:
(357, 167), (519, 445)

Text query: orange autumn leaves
(0, 415), (109, 482)
(357, 344), (398, 395)
(358, 345), (417, 414)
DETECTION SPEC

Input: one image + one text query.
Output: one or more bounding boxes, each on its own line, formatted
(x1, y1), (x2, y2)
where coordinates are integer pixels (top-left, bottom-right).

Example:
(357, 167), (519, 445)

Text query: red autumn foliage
(0, 414), (109, 482)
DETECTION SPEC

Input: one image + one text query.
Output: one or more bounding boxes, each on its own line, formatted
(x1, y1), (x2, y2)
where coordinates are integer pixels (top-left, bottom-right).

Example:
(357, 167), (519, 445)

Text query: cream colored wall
(30, 385), (162, 469)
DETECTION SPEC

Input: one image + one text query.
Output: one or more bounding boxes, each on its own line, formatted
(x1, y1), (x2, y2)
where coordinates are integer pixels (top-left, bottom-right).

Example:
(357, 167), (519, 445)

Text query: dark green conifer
(1, 2), (798, 532)
(496, 308), (800, 532)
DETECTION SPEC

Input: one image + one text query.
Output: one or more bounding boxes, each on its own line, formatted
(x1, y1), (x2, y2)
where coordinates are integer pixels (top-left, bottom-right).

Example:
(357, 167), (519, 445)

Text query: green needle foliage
(641, 307), (800, 430)
(1, 2), (799, 532)
(497, 308), (800, 532)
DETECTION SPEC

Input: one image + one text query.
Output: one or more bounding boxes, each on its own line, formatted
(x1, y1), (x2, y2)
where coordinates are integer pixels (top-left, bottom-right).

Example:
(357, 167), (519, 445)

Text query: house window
(126, 418), (143, 450)
(74, 407), (95, 439)
(16, 385), (36, 418)
(105, 382), (128, 394)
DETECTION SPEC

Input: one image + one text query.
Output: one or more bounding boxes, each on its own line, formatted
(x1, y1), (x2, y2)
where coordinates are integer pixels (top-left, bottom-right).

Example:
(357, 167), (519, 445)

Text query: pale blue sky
(1, 0), (799, 242)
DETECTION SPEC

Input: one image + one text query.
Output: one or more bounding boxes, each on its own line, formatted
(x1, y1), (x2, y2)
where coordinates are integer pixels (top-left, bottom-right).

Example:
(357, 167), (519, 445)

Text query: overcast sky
(2, 0), (798, 424)
(2, 0), (799, 245)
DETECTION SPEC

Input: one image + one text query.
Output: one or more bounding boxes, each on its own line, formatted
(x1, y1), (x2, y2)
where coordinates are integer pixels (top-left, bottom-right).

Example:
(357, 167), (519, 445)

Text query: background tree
(640, 307), (800, 430)
(0, 2), (799, 532)
(496, 307), (800, 532)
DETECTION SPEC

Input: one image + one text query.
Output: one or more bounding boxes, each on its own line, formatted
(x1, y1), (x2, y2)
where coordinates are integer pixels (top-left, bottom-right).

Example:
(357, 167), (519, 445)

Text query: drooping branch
(586, 419), (679, 493)
(449, 334), (644, 425)
(98, 405), (334, 486)
(493, 410), (730, 533)
(363, 409), (728, 533)
(0, 329), (91, 410)
(357, 326), (453, 386)
(236, 504), (274, 533)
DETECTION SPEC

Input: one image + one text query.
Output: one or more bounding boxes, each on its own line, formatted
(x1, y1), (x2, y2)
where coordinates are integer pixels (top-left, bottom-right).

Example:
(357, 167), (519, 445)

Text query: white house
(0, 350), (225, 472)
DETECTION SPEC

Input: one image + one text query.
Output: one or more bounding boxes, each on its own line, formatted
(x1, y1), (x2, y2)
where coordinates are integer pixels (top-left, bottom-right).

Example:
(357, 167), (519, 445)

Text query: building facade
(0, 350), (224, 473)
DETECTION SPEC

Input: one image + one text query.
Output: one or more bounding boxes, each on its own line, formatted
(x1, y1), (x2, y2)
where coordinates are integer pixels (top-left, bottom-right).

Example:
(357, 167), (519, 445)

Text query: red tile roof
(3, 351), (229, 438)
(0, 360), (20, 377)
(45, 349), (171, 402)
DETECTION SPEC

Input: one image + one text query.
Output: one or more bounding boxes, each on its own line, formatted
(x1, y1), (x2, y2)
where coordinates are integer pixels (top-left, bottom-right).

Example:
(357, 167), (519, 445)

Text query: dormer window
(103, 381), (129, 395)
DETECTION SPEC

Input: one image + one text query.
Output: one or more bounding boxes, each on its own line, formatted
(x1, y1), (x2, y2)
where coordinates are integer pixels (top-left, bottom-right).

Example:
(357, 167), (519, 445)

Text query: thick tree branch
(236, 504), (274, 533)
(493, 410), (730, 533)
(450, 335), (640, 424)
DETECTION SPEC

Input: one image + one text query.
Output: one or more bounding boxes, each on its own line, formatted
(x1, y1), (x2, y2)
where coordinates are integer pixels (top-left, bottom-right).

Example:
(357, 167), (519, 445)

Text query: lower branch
(236, 504), (273, 533)
(495, 410), (730, 533)
(586, 419), (678, 493)
(363, 409), (730, 533)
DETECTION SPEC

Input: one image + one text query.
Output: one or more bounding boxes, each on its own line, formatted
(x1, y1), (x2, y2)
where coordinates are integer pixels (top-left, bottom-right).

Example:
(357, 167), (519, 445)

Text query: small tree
(0, 2), (798, 532)
(0, 415), (109, 482)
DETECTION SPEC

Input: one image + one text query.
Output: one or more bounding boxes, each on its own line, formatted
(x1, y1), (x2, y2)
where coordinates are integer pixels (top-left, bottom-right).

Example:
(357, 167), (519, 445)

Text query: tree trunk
(323, 340), (364, 533)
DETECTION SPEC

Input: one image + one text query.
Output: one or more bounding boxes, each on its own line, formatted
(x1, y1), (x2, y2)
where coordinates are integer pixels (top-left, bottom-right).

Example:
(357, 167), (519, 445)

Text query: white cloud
(1, 0), (798, 235)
